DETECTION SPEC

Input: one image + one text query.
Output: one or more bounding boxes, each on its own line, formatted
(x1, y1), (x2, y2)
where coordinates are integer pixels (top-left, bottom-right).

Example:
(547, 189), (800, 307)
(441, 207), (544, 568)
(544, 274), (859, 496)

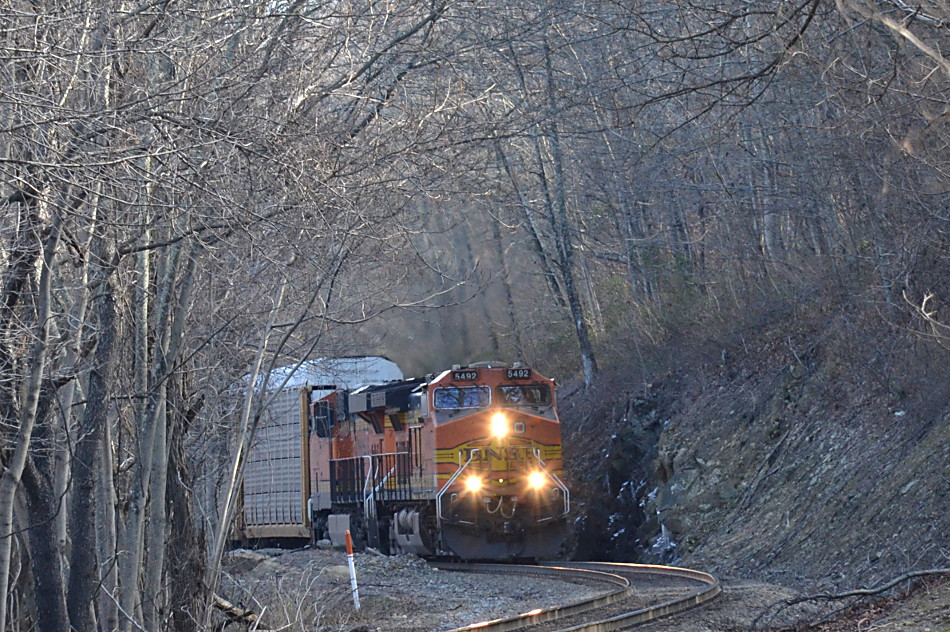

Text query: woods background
(1, 1), (949, 631)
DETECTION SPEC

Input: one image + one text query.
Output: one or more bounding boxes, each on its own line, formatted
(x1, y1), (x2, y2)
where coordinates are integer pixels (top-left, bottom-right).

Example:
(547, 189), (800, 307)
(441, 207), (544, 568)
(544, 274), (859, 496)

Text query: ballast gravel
(219, 547), (608, 632)
(221, 547), (947, 632)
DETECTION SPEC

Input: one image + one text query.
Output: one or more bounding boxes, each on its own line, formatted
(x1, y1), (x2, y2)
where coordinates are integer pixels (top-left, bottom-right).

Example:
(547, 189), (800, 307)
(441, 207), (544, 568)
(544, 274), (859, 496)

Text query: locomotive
(234, 358), (569, 560)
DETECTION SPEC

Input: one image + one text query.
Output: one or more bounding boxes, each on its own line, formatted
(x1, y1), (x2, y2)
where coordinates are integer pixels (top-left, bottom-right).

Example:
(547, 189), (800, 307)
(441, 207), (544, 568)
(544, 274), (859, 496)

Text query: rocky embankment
(562, 318), (949, 606)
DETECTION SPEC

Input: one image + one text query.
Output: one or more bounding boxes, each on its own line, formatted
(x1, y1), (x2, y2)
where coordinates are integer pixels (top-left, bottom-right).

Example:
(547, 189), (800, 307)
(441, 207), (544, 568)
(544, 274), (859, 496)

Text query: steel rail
(437, 561), (721, 632)
(436, 563), (632, 632)
(556, 562), (722, 631)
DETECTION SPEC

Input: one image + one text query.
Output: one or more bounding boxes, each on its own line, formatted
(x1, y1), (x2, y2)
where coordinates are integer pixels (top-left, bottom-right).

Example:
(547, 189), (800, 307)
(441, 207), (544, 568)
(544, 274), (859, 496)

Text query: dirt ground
(218, 547), (608, 631)
(217, 548), (950, 632)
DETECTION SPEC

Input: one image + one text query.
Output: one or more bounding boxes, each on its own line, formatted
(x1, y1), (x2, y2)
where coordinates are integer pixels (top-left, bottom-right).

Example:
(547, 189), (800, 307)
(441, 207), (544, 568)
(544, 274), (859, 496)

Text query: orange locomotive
(310, 362), (570, 560)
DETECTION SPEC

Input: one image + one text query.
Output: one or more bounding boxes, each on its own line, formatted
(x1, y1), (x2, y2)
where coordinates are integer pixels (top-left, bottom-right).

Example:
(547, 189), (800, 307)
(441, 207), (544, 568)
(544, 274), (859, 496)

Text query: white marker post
(345, 530), (361, 610)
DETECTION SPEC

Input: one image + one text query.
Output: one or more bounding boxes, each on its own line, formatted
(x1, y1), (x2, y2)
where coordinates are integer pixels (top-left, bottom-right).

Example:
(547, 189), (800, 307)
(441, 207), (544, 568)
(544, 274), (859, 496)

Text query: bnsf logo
(461, 446), (538, 461)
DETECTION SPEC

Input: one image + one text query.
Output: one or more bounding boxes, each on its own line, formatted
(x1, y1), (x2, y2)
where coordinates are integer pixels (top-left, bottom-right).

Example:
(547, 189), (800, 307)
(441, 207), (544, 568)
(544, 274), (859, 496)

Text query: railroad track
(435, 561), (721, 632)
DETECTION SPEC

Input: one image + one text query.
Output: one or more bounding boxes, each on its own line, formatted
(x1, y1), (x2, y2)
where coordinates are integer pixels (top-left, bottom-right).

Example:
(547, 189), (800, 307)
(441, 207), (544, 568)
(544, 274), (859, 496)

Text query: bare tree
(0, 0), (468, 629)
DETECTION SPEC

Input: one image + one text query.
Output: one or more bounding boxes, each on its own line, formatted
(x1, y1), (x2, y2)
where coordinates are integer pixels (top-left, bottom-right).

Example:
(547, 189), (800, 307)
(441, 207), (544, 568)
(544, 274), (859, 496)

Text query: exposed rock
(561, 317), (950, 592)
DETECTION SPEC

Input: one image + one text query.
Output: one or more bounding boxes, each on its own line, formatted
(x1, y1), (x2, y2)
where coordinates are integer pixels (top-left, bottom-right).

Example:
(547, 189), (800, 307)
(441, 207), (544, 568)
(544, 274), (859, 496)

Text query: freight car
(233, 359), (570, 560)
(236, 356), (404, 540)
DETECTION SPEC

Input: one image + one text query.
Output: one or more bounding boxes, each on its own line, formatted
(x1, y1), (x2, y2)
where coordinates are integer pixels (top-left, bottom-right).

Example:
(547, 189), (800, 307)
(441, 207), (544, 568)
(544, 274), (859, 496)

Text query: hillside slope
(561, 310), (950, 592)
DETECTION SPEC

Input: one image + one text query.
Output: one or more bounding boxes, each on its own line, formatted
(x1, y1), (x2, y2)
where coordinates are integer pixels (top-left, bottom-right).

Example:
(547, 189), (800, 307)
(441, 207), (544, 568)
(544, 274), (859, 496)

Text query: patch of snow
(650, 520), (679, 563)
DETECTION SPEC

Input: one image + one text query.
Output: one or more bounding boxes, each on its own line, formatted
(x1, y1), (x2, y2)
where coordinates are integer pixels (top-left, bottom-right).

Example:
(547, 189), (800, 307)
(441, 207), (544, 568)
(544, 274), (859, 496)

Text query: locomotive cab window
(497, 384), (551, 407)
(433, 385), (491, 410)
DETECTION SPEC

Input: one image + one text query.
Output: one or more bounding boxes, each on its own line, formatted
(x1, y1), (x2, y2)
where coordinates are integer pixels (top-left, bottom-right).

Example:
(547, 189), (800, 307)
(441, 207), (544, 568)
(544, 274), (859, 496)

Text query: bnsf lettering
(462, 446), (537, 461)
(452, 370), (478, 381)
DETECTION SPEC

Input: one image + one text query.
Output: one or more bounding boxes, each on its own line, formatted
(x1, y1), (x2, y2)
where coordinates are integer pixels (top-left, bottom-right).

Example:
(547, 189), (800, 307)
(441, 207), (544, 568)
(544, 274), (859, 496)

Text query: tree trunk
(166, 380), (204, 632)
(488, 211), (525, 360)
(0, 213), (62, 632)
(19, 378), (67, 632)
(202, 280), (288, 629)
(66, 198), (118, 632)
(542, 38), (598, 388)
(623, 203), (655, 302)
(22, 460), (69, 632)
(143, 394), (169, 631)
(742, 119), (782, 269)
(118, 241), (196, 632)
(96, 412), (119, 632)
(494, 135), (566, 309)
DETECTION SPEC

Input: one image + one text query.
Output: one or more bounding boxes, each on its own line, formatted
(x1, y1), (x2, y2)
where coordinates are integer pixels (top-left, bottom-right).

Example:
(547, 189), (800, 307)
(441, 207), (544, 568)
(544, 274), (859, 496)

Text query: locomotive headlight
(464, 475), (484, 493)
(528, 471), (547, 490)
(490, 412), (509, 438)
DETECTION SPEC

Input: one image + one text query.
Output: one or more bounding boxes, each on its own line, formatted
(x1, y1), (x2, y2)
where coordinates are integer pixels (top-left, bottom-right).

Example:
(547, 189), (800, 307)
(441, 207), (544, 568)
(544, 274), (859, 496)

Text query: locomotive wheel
(388, 506), (438, 556)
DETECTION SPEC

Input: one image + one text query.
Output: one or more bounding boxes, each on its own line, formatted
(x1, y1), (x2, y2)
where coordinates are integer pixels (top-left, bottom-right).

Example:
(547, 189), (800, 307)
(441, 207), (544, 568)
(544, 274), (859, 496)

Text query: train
(233, 357), (570, 560)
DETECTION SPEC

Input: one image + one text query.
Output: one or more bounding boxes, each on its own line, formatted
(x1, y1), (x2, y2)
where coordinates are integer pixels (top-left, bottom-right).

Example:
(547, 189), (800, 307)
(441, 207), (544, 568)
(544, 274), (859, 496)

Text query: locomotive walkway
(437, 561), (721, 632)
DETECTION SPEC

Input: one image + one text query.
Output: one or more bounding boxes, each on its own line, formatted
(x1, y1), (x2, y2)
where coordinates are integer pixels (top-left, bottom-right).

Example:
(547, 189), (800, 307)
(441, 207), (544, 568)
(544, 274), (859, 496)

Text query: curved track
(436, 561), (721, 632)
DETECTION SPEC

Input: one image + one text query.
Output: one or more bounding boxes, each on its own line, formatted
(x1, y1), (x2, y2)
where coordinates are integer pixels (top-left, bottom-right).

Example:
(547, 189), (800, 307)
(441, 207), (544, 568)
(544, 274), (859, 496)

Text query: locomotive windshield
(497, 384), (552, 407)
(433, 385), (491, 410)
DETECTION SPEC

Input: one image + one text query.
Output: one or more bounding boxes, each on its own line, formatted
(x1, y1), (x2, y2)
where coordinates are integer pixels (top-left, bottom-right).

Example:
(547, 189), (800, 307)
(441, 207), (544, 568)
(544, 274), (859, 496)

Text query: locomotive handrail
(362, 452), (413, 517)
(530, 449), (570, 518)
(372, 463), (398, 493)
(369, 457), (403, 495)
(362, 455), (377, 525)
(435, 449), (479, 524)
